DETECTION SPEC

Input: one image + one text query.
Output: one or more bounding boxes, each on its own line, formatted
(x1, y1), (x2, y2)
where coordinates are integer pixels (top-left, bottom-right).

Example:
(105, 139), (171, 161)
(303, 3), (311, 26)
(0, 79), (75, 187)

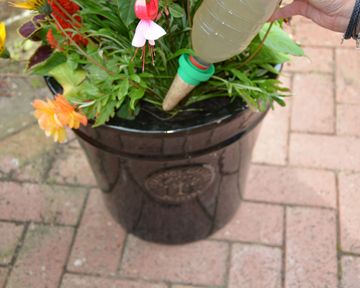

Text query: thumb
(269, 0), (308, 21)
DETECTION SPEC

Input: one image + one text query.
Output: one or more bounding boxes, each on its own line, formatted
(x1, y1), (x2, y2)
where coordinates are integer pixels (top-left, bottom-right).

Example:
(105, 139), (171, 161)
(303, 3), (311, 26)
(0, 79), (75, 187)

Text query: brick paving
(1, 6), (360, 288)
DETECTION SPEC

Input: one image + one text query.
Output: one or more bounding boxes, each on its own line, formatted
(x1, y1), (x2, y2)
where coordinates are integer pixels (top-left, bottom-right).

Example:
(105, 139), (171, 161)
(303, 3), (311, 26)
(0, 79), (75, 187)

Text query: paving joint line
(290, 130), (360, 140)
(332, 47), (338, 136)
(285, 72), (293, 166)
(253, 161), (360, 175)
(0, 122), (37, 143)
(295, 44), (350, 49)
(170, 281), (224, 288)
(242, 198), (336, 212)
(341, 251), (360, 257)
(208, 238), (282, 249)
(222, 242), (232, 288)
(41, 144), (65, 184)
(116, 233), (130, 274)
(3, 222), (30, 288)
(285, 70), (333, 76)
(335, 172), (342, 286)
(281, 207), (287, 288)
(0, 178), (97, 190)
(57, 188), (91, 288)
(290, 129), (337, 136)
(65, 270), (176, 287)
(0, 219), (76, 228)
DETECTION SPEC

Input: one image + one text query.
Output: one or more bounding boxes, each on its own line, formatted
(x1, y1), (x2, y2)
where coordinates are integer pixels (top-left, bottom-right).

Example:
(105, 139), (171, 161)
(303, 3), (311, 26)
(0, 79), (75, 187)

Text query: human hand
(270, 0), (354, 32)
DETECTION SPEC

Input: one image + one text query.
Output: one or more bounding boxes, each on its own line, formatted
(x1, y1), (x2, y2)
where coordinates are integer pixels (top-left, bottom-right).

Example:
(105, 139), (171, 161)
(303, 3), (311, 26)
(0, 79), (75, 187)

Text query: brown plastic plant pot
(45, 76), (270, 245)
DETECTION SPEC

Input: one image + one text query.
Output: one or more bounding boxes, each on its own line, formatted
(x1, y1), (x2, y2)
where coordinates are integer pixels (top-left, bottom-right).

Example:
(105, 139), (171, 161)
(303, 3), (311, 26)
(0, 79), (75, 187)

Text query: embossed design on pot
(145, 164), (215, 204)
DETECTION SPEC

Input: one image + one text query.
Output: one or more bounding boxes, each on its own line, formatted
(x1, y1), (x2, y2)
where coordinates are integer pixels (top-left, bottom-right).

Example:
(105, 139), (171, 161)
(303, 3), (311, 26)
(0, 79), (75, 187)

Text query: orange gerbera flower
(54, 94), (87, 128)
(33, 94), (87, 143)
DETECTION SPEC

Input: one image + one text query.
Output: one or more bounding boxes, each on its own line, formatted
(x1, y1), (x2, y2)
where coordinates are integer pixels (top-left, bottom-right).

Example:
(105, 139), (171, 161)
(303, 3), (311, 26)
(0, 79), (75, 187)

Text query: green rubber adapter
(178, 54), (215, 86)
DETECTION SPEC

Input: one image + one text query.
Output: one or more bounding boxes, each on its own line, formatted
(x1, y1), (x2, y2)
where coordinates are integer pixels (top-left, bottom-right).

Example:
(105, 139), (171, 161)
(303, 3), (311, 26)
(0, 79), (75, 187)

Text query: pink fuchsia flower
(132, 0), (166, 71)
(134, 0), (158, 20)
(132, 19), (166, 48)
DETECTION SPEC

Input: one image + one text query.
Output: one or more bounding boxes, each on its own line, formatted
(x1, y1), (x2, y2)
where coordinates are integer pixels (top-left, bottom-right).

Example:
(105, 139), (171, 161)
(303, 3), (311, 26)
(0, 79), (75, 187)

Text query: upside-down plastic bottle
(163, 0), (281, 111)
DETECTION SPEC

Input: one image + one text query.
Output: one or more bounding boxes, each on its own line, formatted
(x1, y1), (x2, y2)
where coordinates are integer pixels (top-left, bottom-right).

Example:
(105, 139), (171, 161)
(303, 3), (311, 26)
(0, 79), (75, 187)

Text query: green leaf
(48, 63), (87, 97)
(67, 54), (80, 71)
(116, 79), (129, 108)
(87, 64), (109, 82)
(129, 88), (145, 110)
(30, 52), (66, 75)
(260, 23), (304, 56)
(117, 79), (129, 99)
(169, 3), (186, 18)
(168, 48), (195, 61)
(117, 98), (140, 120)
(250, 44), (290, 65)
(94, 100), (116, 127)
(130, 74), (141, 83)
(119, 0), (137, 25)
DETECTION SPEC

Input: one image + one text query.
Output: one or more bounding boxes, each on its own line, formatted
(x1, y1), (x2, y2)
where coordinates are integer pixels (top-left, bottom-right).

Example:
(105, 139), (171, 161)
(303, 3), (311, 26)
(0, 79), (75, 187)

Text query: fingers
(269, 0), (308, 21)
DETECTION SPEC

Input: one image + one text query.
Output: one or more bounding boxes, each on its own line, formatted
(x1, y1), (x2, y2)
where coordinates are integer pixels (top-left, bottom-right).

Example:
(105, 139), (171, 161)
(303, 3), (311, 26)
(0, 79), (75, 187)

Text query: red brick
(0, 182), (87, 225)
(0, 268), (7, 287)
(120, 236), (228, 286)
(253, 95), (291, 165)
(289, 133), (360, 171)
(294, 20), (343, 47)
(67, 189), (126, 275)
(213, 202), (283, 246)
(61, 274), (167, 288)
(291, 74), (334, 133)
(284, 47), (333, 73)
(336, 49), (360, 104)
(341, 256), (360, 288)
(228, 244), (282, 288)
(337, 104), (360, 137)
(0, 222), (23, 265)
(245, 165), (336, 208)
(49, 147), (97, 186)
(339, 172), (360, 254)
(285, 207), (337, 288)
(7, 224), (74, 288)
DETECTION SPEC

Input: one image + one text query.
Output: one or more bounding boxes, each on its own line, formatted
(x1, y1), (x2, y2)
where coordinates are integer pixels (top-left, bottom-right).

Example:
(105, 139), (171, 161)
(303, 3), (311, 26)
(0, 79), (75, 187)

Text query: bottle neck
(189, 55), (211, 70)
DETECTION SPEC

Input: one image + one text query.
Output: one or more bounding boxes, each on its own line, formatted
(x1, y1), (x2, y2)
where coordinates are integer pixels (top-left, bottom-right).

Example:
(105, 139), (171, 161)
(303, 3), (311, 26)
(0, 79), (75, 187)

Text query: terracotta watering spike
(162, 54), (215, 111)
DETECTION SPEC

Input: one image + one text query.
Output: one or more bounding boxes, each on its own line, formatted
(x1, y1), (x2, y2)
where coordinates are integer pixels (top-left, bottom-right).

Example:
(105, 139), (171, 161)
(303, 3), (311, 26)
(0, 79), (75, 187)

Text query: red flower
(49, 0), (88, 46)
(46, 29), (63, 50)
(135, 0), (159, 20)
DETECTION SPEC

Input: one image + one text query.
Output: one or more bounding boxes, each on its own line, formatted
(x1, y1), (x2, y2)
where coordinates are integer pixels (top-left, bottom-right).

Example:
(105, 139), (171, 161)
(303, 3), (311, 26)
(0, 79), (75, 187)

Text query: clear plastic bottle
(192, 0), (281, 64)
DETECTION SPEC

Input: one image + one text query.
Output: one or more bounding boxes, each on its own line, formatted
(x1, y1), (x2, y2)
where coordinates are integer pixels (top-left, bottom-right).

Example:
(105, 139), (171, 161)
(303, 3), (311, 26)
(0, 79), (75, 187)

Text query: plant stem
(51, 14), (116, 76)
(187, 0), (192, 27)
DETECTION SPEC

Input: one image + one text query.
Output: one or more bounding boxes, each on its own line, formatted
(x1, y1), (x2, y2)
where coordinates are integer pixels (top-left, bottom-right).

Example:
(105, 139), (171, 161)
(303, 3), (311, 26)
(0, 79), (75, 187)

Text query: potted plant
(1, 0), (303, 244)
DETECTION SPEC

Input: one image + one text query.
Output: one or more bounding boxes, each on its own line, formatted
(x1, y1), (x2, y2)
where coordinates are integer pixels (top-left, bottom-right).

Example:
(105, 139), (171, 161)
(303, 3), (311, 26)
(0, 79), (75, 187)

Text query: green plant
(5, 0), (303, 141)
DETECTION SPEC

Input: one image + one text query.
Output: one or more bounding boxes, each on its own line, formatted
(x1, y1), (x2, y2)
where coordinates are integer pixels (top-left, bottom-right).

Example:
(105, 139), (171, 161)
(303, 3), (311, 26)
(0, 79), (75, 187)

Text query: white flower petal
(132, 21), (147, 47)
(143, 20), (166, 41)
